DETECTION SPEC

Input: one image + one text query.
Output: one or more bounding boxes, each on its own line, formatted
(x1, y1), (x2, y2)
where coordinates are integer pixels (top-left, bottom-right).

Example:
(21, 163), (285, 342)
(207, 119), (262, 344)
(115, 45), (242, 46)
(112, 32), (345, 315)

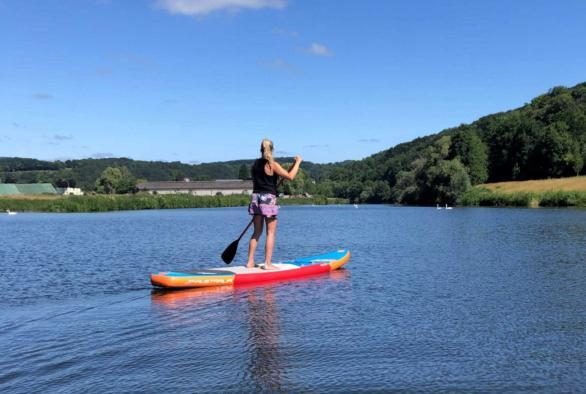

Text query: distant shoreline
(3, 189), (586, 212)
(0, 194), (347, 213)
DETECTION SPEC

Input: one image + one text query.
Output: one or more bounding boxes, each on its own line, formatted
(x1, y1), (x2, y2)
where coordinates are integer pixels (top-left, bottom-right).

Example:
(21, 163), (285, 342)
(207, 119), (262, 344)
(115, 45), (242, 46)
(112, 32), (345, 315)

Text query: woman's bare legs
(246, 215), (264, 268)
(264, 217), (278, 269)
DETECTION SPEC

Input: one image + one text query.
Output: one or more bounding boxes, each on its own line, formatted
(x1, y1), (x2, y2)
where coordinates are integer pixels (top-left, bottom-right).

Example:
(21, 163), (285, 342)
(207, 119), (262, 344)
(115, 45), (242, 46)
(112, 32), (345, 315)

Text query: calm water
(0, 205), (585, 392)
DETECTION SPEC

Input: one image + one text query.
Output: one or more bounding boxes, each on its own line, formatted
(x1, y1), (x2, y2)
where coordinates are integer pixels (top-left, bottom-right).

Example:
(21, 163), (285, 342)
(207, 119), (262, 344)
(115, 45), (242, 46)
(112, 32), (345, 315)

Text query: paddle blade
(221, 239), (239, 264)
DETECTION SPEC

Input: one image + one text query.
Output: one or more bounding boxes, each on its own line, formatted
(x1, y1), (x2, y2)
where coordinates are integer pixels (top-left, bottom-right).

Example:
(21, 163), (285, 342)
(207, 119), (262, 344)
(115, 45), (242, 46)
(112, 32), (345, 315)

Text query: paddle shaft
(237, 217), (254, 242)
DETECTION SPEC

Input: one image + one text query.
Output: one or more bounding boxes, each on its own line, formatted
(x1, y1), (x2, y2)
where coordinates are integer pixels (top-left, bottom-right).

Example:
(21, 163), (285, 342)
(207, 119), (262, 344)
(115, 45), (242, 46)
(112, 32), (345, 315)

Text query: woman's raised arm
(271, 156), (302, 181)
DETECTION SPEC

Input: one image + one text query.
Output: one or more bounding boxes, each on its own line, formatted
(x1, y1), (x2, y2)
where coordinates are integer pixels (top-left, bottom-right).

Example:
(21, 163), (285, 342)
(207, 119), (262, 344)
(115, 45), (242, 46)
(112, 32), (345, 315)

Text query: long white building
(137, 180), (253, 196)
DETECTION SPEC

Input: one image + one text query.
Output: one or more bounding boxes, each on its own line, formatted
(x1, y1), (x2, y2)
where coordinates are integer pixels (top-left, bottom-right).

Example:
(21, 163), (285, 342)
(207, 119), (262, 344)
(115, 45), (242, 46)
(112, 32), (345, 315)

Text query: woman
(247, 138), (302, 269)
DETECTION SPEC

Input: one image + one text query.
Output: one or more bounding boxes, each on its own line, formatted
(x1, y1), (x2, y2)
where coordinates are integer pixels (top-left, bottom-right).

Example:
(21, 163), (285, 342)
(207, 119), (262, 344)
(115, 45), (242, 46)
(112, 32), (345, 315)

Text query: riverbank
(0, 194), (347, 213)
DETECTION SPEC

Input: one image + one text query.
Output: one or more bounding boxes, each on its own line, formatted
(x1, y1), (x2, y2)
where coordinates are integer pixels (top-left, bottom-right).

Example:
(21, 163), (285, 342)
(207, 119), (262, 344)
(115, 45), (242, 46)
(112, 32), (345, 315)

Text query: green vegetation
(95, 166), (137, 194)
(280, 196), (347, 206)
(2, 82), (586, 208)
(0, 194), (342, 213)
(238, 164), (249, 180)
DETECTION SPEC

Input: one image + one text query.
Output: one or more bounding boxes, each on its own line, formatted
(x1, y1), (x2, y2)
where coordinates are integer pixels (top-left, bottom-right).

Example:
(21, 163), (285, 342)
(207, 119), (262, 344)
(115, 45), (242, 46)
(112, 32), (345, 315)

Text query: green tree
(425, 159), (471, 204)
(358, 180), (391, 203)
(484, 113), (538, 181)
(238, 164), (249, 180)
(95, 166), (136, 194)
(391, 136), (471, 205)
(530, 122), (581, 177)
(448, 127), (488, 184)
(3, 173), (17, 183)
(393, 170), (418, 204)
(283, 167), (311, 196)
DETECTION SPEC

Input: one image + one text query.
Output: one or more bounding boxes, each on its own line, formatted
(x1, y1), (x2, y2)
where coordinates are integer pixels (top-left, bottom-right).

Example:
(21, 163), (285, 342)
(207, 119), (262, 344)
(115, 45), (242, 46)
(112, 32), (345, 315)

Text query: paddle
(221, 159), (297, 264)
(221, 218), (254, 264)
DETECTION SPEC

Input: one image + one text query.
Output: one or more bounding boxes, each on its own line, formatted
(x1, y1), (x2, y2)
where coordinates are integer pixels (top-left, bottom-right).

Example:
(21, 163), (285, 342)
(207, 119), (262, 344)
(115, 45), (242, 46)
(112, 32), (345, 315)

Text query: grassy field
(481, 176), (586, 193)
(460, 176), (586, 208)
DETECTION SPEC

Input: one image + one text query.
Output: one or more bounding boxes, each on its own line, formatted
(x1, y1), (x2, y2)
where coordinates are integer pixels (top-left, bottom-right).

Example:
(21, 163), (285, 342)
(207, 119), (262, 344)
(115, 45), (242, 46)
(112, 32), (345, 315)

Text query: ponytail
(261, 138), (274, 162)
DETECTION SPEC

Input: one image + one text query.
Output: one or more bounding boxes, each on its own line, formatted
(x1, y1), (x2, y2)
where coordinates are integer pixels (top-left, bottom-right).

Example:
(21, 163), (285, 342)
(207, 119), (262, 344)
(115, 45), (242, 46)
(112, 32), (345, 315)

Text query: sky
(1, 0), (586, 164)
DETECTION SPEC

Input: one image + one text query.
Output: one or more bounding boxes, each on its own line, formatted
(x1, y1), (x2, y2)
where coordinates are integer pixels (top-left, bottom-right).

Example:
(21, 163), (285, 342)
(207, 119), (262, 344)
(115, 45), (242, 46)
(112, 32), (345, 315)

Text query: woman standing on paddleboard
(247, 138), (302, 270)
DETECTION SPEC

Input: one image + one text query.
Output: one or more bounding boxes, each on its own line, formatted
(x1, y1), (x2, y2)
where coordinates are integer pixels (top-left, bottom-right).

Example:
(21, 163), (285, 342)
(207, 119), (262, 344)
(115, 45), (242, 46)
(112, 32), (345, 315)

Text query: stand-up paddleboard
(151, 249), (350, 289)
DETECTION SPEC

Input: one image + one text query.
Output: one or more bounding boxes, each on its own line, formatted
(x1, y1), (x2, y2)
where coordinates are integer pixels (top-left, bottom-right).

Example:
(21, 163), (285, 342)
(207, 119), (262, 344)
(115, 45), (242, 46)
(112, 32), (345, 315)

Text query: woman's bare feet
(246, 262), (256, 269)
(262, 264), (279, 270)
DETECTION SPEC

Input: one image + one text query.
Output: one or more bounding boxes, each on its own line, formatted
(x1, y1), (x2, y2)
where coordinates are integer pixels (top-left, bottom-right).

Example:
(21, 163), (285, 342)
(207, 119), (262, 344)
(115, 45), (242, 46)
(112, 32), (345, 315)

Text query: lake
(0, 205), (584, 392)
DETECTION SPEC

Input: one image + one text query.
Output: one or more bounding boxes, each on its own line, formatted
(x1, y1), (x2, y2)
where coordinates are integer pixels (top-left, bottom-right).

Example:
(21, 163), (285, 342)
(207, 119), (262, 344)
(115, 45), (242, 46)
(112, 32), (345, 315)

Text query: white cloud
(155, 0), (287, 16)
(307, 42), (333, 57)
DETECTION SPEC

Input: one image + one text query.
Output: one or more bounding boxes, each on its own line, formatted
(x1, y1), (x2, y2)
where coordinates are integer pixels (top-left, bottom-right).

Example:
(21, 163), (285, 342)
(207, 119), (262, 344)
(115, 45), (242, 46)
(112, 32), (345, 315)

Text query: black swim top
(251, 159), (278, 195)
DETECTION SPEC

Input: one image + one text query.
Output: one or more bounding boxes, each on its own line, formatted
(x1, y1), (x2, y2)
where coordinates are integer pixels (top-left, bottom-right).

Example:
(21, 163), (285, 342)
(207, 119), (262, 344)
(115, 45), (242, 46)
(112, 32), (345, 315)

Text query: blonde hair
(260, 138), (274, 162)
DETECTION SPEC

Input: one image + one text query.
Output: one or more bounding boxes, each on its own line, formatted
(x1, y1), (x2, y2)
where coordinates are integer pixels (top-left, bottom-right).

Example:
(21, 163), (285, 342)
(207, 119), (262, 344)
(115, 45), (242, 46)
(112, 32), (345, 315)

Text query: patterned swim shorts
(248, 193), (279, 218)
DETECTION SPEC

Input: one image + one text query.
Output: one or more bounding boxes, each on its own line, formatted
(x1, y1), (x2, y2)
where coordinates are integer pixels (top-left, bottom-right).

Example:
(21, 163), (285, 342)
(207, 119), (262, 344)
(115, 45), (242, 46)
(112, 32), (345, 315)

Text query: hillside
(315, 82), (586, 204)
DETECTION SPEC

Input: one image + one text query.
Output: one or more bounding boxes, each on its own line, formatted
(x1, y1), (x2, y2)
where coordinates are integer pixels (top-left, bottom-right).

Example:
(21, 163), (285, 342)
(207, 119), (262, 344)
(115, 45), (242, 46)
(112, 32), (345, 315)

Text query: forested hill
(2, 82), (586, 204)
(316, 82), (586, 204)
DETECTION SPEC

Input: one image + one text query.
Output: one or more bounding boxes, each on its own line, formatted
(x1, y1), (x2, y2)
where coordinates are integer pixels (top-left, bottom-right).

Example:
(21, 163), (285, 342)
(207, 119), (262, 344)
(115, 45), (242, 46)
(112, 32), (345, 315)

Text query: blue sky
(1, 0), (586, 164)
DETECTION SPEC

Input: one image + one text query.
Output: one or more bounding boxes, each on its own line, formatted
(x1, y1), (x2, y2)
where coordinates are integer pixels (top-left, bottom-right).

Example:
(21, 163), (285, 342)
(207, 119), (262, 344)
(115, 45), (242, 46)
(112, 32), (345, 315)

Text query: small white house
(61, 187), (84, 196)
(137, 180), (253, 196)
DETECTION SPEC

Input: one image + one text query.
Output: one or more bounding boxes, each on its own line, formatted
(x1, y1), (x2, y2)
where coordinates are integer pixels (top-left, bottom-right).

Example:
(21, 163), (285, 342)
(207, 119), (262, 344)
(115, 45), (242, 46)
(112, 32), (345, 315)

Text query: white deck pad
(209, 263), (299, 274)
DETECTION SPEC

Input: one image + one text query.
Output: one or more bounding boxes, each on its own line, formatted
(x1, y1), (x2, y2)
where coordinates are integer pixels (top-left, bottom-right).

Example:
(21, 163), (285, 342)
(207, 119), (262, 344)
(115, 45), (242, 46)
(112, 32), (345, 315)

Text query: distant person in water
(247, 138), (302, 270)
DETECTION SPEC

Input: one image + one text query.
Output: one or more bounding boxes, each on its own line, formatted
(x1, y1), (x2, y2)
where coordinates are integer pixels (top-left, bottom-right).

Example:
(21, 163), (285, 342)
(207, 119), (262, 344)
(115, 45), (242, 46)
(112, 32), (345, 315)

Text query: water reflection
(241, 270), (350, 391)
(244, 285), (283, 391)
(150, 286), (233, 308)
